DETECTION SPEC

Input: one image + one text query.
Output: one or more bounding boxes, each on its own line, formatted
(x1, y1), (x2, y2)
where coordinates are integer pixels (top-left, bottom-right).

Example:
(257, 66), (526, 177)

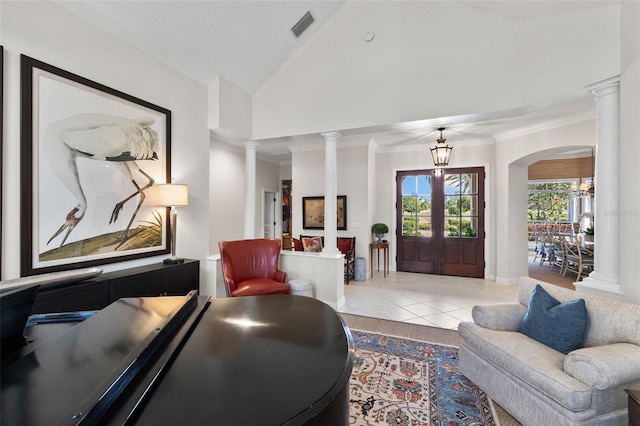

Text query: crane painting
(44, 113), (160, 250)
(21, 54), (171, 276)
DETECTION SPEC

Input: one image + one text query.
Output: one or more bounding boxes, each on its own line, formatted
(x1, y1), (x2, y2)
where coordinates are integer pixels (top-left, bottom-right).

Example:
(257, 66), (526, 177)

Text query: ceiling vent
(291, 11), (315, 38)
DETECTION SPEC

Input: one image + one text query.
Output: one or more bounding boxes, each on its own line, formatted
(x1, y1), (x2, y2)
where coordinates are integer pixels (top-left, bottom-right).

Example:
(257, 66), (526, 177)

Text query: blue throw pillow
(518, 285), (588, 354)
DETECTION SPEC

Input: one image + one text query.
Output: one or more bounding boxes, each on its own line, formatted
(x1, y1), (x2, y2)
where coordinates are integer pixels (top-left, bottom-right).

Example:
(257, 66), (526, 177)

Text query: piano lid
(1, 291), (206, 426)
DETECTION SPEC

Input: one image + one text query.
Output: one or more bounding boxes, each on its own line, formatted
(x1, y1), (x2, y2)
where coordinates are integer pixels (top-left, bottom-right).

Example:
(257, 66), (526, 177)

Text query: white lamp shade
(157, 184), (189, 207)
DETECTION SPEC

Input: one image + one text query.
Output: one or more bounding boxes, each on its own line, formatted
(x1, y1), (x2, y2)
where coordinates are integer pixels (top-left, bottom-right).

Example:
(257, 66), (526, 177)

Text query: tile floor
(339, 271), (519, 330)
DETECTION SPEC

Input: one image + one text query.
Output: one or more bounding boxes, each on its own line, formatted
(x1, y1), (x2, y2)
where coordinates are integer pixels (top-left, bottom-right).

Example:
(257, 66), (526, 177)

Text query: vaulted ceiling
(54, 0), (619, 161)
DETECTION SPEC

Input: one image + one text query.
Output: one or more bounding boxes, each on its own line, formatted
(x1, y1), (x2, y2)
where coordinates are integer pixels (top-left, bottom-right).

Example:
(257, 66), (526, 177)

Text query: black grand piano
(1, 286), (354, 425)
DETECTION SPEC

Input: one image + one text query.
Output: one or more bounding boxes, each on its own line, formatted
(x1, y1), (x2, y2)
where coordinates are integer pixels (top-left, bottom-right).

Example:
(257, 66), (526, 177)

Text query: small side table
(627, 388), (640, 426)
(370, 242), (389, 278)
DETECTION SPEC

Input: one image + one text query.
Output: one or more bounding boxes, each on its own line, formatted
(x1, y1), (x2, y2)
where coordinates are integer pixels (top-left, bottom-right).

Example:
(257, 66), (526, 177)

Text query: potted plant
(371, 223), (389, 242)
(584, 226), (594, 243)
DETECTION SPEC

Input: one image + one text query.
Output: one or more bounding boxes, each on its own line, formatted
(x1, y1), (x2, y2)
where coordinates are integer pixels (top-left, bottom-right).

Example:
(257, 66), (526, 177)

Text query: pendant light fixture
(571, 149), (595, 199)
(430, 127), (453, 167)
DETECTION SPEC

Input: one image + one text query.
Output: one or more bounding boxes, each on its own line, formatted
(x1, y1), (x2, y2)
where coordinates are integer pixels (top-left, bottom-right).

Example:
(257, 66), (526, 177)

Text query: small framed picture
(302, 195), (347, 230)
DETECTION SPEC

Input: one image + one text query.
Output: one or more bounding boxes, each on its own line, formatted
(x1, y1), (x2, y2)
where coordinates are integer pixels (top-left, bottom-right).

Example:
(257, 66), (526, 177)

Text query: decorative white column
(321, 132), (340, 254)
(577, 77), (623, 298)
(242, 141), (259, 239)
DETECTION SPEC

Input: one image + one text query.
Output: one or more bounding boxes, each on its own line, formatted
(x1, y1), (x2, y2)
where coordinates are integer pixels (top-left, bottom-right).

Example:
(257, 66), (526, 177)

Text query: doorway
(263, 189), (278, 239)
(396, 167), (485, 278)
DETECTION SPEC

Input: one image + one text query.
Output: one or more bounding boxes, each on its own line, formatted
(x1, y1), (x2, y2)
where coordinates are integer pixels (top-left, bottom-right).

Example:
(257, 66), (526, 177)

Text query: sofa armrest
(565, 343), (640, 389)
(274, 269), (287, 283)
(472, 303), (527, 331)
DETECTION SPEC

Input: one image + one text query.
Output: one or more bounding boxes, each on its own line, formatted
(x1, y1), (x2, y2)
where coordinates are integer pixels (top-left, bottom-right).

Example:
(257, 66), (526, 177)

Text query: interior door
(263, 191), (276, 238)
(397, 167), (485, 278)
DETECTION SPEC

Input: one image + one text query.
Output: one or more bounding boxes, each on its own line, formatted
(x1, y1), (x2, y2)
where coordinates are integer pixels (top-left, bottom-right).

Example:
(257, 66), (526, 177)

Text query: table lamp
(157, 183), (189, 264)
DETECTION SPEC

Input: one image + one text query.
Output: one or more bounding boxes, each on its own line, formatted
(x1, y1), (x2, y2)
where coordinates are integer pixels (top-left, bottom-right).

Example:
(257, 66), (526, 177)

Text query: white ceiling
(55, 0), (617, 162)
(56, 0), (345, 93)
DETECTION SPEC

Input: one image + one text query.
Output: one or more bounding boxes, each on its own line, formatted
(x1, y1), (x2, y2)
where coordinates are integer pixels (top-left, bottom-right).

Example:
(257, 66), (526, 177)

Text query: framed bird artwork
(20, 54), (171, 276)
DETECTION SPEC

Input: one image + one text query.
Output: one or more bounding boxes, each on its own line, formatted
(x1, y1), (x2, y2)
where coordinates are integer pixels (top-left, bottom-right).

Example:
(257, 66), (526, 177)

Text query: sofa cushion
(337, 238), (352, 256)
(458, 322), (593, 411)
(518, 285), (588, 354)
(302, 237), (322, 252)
(232, 278), (291, 297)
(518, 277), (640, 347)
(292, 237), (303, 251)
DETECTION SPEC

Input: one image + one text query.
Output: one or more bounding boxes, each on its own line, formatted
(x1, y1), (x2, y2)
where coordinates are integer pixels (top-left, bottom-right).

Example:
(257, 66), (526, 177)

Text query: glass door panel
(444, 172), (479, 238)
(401, 175), (432, 237)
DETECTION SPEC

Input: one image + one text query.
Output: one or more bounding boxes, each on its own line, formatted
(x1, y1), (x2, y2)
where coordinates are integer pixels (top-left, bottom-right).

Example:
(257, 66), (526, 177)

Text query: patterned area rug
(350, 330), (496, 426)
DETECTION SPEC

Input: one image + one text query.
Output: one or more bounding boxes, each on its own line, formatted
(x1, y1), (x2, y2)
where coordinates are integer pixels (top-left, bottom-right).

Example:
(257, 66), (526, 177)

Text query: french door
(396, 167), (485, 278)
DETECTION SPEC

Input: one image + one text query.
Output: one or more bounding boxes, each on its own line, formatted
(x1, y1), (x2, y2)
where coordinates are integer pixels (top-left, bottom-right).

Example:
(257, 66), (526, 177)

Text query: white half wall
(205, 251), (344, 311)
(280, 251), (344, 310)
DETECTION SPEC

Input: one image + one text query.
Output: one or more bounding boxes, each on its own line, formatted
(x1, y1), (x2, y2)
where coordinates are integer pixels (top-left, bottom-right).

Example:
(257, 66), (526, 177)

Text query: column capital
(586, 76), (620, 97)
(321, 132), (341, 141)
(242, 141), (260, 149)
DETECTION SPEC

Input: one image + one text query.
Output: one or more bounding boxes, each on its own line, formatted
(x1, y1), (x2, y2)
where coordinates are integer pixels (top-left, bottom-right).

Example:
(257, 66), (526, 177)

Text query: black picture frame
(20, 55), (171, 276)
(302, 195), (347, 230)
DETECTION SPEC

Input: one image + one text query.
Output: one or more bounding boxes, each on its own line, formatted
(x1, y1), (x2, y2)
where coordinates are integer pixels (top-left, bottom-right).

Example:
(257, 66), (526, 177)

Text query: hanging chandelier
(430, 127), (453, 167)
(571, 149), (595, 198)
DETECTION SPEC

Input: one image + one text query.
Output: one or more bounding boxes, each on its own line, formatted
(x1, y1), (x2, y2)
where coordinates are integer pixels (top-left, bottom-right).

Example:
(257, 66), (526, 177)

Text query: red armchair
(218, 238), (290, 297)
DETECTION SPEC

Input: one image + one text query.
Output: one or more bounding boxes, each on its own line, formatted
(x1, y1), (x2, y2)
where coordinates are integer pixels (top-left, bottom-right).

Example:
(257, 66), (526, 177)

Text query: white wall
(208, 76), (252, 140)
(209, 144), (245, 252)
(337, 145), (370, 258)
(208, 142), (281, 254)
(494, 120), (596, 284)
(253, 2), (619, 140)
(282, 120), (595, 284)
(286, 119), (597, 282)
(291, 149), (325, 234)
(516, 7), (620, 105)
(280, 164), (292, 182)
(251, 0), (630, 297)
(291, 144), (370, 260)
(619, 0), (640, 304)
(2, 1), (210, 283)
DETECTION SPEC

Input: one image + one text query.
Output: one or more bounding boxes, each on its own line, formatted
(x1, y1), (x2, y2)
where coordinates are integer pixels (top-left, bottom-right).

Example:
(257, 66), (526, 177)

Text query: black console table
(31, 259), (199, 314)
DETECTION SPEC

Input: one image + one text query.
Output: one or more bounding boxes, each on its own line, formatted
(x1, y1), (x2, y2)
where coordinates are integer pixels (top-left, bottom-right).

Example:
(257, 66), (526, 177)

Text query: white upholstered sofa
(458, 277), (640, 426)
